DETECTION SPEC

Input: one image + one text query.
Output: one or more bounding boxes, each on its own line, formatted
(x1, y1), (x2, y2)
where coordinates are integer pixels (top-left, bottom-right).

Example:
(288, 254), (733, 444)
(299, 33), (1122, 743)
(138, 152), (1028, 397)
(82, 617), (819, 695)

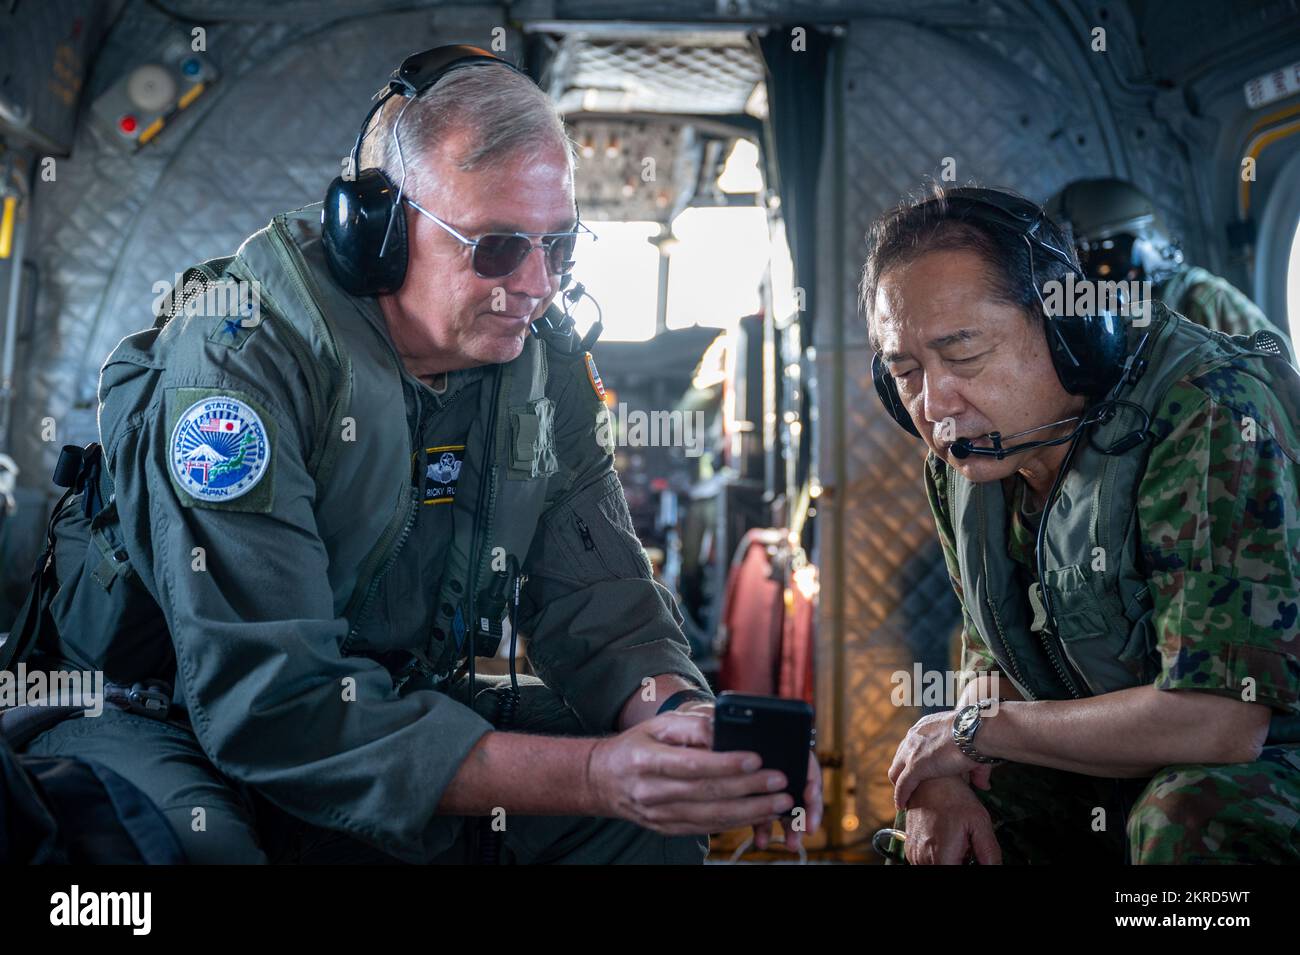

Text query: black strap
(0, 477), (76, 673)
(0, 682), (174, 752)
(656, 688), (715, 715)
(0, 557), (55, 673)
(51, 442), (106, 521)
(1, 442), (116, 673)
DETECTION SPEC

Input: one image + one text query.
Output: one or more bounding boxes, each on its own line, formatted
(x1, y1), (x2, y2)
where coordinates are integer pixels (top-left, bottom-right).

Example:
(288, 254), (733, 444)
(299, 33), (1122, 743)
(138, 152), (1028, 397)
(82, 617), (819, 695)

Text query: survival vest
(941, 304), (1300, 741)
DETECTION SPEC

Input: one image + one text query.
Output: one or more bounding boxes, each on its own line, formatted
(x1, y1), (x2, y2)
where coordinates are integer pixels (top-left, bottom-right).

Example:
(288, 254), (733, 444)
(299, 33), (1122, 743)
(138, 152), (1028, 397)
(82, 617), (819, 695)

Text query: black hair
(859, 183), (1080, 349)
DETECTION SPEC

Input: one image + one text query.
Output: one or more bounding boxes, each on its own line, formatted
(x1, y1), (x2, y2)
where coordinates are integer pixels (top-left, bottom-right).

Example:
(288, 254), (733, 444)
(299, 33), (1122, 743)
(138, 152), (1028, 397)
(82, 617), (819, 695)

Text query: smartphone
(711, 692), (815, 808)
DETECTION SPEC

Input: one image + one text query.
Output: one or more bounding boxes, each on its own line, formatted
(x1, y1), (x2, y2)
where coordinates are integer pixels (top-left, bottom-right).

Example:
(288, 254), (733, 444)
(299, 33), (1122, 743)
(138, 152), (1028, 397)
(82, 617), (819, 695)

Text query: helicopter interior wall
(0, 3), (511, 610)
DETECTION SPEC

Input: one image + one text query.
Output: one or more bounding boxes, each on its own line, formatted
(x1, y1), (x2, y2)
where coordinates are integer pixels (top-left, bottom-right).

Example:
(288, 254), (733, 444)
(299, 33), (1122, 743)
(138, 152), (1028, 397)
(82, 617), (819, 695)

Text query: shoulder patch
(168, 390), (273, 509)
(584, 351), (606, 401)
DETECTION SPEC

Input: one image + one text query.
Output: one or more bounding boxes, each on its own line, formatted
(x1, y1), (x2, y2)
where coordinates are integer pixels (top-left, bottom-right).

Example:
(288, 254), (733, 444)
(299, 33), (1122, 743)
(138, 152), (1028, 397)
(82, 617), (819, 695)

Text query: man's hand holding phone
(586, 706), (802, 837)
(698, 694), (822, 851)
(585, 696), (823, 849)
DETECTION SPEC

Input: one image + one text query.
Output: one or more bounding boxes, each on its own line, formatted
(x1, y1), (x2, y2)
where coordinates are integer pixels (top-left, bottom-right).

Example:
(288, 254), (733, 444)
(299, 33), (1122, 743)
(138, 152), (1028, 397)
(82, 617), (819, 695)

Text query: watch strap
(953, 699), (1006, 764)
(656, 688), (714, 715)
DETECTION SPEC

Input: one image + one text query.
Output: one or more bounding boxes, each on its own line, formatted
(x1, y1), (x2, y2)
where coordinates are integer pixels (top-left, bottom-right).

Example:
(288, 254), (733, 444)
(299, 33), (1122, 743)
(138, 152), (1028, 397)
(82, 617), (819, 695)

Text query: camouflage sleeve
(1138, 377), (1300, 714)
(1179, 273), (1274, 340)
(924, 455), (1000, 679)
(518, 350), (709, 733)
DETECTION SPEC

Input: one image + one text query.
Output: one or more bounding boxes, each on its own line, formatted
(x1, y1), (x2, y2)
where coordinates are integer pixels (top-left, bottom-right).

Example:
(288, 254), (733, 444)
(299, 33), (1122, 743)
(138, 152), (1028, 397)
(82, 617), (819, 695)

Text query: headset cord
(466, 366), (504, 864)
(467, 365), (504, 711)
(478, 555), (524, 865)
(501, 555), (524, 720)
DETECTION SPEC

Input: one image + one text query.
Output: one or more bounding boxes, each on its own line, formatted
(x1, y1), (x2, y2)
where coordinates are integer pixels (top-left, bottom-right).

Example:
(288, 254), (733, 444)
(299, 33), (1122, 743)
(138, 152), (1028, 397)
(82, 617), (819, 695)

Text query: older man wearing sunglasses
(17, 47), (820, 864)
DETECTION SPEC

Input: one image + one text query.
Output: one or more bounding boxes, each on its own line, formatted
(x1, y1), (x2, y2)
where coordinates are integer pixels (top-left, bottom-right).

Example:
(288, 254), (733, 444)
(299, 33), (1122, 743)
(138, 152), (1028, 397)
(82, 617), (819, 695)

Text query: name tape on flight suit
(422, 444), (464, 504)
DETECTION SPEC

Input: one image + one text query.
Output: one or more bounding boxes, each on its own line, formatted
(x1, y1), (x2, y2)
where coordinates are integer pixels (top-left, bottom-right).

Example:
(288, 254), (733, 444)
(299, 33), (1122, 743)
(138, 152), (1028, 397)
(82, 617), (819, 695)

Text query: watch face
(954, 706), (979, 735)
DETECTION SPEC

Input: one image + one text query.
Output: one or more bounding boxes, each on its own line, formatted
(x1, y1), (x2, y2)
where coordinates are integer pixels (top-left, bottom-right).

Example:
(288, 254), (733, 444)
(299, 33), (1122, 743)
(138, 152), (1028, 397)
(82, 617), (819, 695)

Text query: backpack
(0, 440), (172, 685)
(0, 260), (242, 683)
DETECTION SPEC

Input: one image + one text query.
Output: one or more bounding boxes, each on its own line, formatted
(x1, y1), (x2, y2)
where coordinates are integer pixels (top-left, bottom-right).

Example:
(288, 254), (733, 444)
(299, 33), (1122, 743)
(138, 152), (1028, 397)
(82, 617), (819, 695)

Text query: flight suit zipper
(977, 490), (1034, 699)
(1039, 625), (1084, 699)
(355, 380), (479, 672)
(1033, 550), (1085, 700)
(406, 381), (480, 675)
(575, 516), (595, 551)
(344, 484), (420, 650)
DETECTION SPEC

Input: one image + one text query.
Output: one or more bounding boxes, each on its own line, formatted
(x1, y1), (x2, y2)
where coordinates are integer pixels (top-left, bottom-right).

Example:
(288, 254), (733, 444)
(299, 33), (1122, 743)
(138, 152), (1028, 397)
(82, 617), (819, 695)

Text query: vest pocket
(1117, 614), (1161, 682)
(1047, 566), (1150, 692)
(507, 397), (557, 480)
(1116, 583), (1160, 680)
(1044, 566), (1113, 641)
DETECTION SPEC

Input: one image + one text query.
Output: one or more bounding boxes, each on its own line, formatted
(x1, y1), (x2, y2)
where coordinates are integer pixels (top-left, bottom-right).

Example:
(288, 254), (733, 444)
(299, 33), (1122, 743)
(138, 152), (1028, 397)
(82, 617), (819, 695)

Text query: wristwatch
(952, 699), (1005, 765)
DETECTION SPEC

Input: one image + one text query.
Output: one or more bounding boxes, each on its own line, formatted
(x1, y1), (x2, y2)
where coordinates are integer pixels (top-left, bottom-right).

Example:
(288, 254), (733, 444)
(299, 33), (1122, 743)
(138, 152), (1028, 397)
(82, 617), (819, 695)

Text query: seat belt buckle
(111, 680), (172, 720)
(127, 682), (171, 718)
(391, 649), (441, 694)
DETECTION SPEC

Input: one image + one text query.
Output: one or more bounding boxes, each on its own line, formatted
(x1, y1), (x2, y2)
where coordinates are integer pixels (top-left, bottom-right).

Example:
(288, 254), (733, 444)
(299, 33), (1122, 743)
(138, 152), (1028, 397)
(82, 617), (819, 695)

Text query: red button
(118, 115), (138, 134)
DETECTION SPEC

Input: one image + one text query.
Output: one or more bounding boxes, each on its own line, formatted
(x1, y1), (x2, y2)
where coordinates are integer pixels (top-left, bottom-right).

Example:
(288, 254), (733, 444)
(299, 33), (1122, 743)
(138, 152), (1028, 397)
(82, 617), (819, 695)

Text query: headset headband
(869, 186), (1131, 439)
(349, 45), (523, 171)
(322, 45), (531, 296)
(921, 187), (1083, 279)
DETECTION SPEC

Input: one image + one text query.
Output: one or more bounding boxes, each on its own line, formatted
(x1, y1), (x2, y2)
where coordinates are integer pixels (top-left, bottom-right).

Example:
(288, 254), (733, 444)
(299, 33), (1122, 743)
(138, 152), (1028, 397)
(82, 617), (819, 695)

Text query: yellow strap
(0, 196), (16, 259)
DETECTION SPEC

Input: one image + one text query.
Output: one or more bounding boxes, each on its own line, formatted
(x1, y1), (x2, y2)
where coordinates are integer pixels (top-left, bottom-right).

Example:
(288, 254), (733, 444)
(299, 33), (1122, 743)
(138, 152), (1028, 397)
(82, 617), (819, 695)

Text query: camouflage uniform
(1158, 265), (1278, 341)
(897, 324), (1300, 864)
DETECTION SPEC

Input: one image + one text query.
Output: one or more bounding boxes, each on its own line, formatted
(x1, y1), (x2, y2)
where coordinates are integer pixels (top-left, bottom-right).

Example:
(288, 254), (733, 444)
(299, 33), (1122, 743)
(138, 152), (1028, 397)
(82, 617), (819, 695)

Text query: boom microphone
(948, 415), (1084, 460)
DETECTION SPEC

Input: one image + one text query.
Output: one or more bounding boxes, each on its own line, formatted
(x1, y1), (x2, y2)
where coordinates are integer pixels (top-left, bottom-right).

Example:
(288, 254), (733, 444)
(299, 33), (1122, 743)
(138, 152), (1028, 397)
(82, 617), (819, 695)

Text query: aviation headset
(321, 44), (531, 296)
(869, 187), (1132, 443)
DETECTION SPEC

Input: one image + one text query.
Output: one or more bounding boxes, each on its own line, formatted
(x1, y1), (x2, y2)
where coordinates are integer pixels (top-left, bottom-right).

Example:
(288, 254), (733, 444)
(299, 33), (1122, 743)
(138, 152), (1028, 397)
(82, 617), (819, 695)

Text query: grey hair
(358, 62), (578, 197)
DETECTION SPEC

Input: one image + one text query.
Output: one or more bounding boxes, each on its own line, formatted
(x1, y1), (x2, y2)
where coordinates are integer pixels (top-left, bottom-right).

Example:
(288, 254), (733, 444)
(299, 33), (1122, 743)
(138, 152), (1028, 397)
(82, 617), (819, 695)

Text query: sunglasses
(405, 197), (596, 279)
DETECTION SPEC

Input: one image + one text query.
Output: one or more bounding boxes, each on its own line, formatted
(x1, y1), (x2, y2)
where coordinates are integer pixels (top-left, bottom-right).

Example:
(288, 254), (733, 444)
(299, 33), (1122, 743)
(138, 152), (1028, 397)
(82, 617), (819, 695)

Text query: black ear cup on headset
(1042, 310), (1128, 397)
(322, 168), (409, 296)
(870, 188), (1129, 439)
(320, 45), (525, 297)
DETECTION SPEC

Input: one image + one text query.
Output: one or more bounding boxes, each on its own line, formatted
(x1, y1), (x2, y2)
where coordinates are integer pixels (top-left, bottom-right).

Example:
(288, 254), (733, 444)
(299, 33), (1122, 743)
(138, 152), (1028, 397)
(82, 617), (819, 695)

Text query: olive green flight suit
(23, 204), (710, 864)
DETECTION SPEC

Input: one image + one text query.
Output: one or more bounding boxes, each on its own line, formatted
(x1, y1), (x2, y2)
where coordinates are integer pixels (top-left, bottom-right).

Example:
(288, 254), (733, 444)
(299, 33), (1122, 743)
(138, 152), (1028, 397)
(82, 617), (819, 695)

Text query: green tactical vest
(42, 204), (582, 691)
(945, 304), (1300, 741)
(215, 205), (575, 678)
